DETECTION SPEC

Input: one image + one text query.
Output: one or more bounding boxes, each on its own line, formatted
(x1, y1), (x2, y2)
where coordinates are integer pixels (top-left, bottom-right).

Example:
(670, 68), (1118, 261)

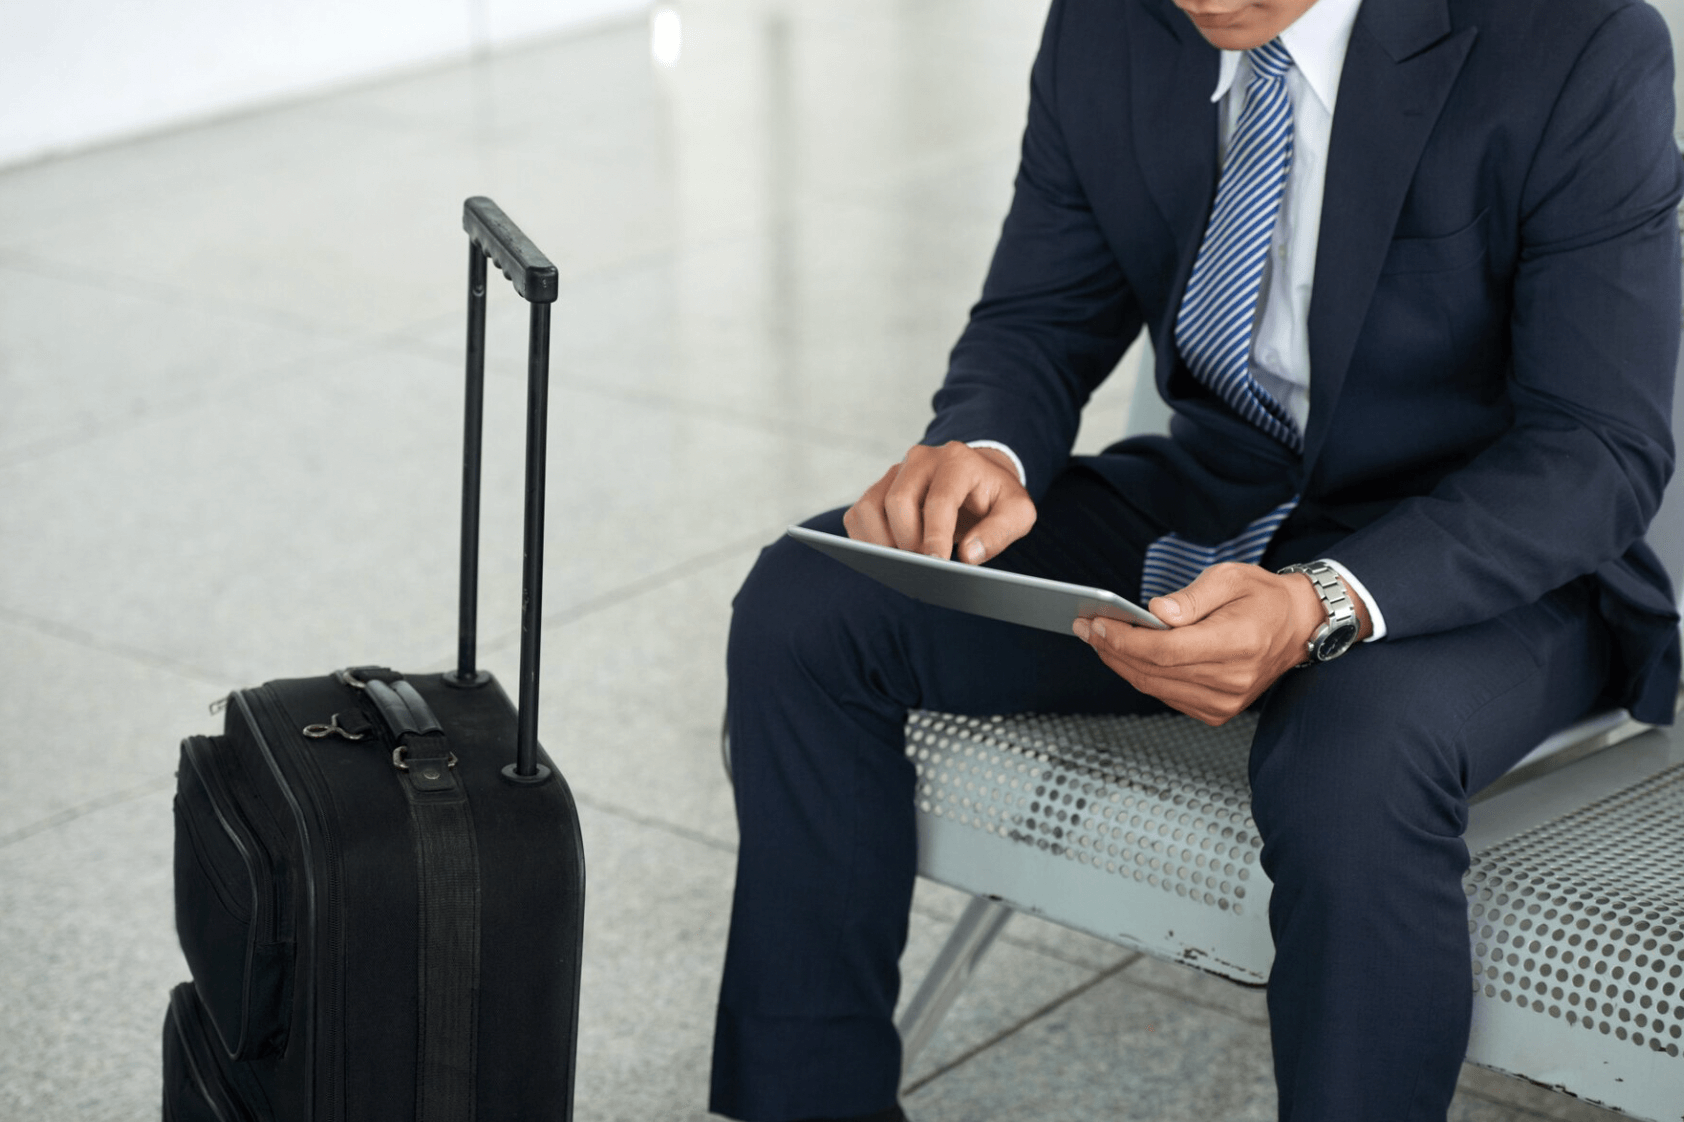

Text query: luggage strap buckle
(392, 745), (459, 772)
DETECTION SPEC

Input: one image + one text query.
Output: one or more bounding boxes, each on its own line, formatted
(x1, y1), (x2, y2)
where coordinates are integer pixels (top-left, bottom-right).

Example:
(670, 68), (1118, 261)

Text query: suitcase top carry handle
(366, 679), (445, 740)
(463, 196), (558, 305)
(452, 197), (554, 785)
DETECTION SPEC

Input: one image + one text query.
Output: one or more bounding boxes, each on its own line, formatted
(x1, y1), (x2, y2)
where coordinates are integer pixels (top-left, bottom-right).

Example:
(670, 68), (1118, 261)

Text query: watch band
(1277, 561), (1361, 663)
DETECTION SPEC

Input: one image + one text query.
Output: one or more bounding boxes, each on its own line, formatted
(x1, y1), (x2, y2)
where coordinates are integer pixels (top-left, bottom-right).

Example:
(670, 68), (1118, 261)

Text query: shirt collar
(1208, 0), (1364, 114)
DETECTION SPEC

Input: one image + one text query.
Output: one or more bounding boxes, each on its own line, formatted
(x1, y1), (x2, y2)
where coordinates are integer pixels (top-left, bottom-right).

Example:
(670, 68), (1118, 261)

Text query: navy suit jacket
(923, 0), (1684, 723)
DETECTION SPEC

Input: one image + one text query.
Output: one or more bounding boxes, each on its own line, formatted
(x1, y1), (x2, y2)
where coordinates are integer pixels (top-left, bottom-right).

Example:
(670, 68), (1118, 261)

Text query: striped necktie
(1141, 39), (1302, 602)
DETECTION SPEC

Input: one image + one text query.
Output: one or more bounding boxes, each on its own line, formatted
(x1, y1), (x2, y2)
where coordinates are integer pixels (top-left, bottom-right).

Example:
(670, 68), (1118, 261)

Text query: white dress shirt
(1218, 0), (1361, 434)
(973, 0), (1389, 638)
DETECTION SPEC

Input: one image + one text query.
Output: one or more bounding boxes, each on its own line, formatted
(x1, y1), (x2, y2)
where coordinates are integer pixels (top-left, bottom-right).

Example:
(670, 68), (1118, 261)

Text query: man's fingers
(1080, 615), (1275, 691)
(919, 472), (970, 559)
(851, 443), (1035, 561)
(882, 458), (937, 553)
(1082, 615), (1205, 670)
(1085, 642), (1250, 725)
(881, 442), (1032, 560)
(1073, 566), (1316, 726)
(842, 465), (902, 547)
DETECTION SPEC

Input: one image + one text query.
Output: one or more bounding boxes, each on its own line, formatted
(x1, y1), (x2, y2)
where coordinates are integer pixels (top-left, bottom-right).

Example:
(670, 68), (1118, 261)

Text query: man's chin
(1188, 22), (1273, 50)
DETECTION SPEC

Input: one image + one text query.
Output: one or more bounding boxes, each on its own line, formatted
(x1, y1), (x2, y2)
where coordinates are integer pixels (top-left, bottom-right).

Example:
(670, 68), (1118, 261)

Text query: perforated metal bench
(895, 319), (1684, 1118)
(900, 706), (1684, 1119)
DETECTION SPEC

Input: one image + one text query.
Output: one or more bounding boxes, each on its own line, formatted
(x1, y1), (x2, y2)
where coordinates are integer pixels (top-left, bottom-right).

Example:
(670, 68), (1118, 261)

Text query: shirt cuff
(1319, 558), (1388, 641)
(965, 440), (1028, 488)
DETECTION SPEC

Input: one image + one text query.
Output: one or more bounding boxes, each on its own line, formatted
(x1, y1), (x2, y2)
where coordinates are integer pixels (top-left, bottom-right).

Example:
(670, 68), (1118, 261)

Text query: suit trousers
(710, 462), (1612, 1122)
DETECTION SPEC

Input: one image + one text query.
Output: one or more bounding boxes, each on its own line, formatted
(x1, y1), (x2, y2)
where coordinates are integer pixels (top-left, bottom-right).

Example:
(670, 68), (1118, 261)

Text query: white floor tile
(572, 799), (1107, 1122)
(902, 968), (1279, 1121)
(0, 263), (351, 465)
(0, 619), (215, 839)
(0, 792), (186, 1122)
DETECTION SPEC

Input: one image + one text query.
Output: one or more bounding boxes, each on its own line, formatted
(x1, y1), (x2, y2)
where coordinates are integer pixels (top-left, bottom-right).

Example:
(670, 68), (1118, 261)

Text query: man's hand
(843, 442), (1036, 564)
(1072, 563), (1373, 725)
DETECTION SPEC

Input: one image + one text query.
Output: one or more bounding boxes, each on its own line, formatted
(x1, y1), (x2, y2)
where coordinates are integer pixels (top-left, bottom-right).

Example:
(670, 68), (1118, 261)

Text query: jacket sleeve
(1327, 2), (1683, 639)
(921, 0), (1144, 500)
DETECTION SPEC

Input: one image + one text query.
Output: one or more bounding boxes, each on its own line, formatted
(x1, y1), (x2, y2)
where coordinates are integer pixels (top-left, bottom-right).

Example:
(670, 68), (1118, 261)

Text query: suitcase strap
(367, 680), (481, 1122)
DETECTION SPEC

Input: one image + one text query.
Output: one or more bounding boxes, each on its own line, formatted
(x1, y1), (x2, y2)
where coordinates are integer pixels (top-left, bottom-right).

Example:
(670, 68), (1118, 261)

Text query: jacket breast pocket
(1379, 210), (1489, 275)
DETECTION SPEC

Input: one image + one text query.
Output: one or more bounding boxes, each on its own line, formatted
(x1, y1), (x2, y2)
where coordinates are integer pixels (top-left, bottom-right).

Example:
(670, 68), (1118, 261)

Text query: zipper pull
(302, 710), (375, 741)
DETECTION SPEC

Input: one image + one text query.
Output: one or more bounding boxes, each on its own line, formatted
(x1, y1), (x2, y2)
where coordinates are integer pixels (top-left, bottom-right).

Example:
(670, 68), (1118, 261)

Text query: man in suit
(710, 0), (1683, 1117)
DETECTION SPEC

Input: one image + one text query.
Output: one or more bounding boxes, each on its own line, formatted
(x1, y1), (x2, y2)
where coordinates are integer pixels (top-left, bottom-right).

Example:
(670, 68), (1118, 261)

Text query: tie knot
(1247, 38), (1293, 81)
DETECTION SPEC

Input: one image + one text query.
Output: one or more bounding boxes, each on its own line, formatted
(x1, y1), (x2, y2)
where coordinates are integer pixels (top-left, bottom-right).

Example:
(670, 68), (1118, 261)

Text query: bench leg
(897, 895), (1013, 1076)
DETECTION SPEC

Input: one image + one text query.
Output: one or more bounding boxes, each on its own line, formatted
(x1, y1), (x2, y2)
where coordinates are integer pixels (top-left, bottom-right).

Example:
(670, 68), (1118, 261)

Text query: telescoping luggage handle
(449, 197), (557, 785)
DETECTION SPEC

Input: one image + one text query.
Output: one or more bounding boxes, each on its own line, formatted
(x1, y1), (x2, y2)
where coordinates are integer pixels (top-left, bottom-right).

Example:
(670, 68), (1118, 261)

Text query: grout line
(0, 252), (373, 341)
(477, 527), (785, 654)
(0, 347), (370, 472)
(899, 934), (1590, 1119)
(0, 776), (174, 851)
(1452, 1074), (1623, 1122)
(571, 790), (737, 858)
(902, 899), (1132, 974)
(560, 375), (914, 459)
(473, 350), (908, 457)
(900, 952), (1143, 1097)
(990, 932), (1133, 973)
(821, 139), (1023, 213)
(0, 605), (231, 687)
(1113, 969), (1272, 1029)
(1452, 1086), (1604, 1122)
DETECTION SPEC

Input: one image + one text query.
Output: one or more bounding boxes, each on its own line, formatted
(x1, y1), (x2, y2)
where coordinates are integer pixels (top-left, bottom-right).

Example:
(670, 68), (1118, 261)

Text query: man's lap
(748, 461), (1612, 792)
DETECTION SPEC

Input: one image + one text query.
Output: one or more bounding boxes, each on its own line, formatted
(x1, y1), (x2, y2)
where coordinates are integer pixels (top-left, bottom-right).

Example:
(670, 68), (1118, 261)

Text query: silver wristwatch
(1276, 561), (1361, 663)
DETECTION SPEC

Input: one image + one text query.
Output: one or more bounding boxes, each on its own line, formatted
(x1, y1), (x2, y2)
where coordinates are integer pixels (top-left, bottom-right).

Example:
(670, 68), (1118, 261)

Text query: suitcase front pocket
(174, 737), (293, 1061)
(163, 982), (273, 1122)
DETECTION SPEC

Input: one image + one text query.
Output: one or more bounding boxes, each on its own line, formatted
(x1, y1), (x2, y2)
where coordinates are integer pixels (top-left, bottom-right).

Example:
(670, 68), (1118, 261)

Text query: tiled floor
(0, 1), (1642, 1118)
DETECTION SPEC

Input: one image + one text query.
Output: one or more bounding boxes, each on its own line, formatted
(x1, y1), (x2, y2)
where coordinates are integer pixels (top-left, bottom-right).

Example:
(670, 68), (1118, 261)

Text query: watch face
(1314, 621), (1360, 662)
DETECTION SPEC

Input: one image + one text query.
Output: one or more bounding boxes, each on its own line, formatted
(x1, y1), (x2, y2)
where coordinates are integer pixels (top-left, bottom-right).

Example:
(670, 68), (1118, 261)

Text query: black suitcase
(165, 198), (586, 1122)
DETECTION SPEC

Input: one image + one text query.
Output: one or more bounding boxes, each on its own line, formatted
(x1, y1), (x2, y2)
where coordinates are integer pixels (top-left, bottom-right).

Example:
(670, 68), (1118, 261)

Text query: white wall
(0, 0), (648, 169)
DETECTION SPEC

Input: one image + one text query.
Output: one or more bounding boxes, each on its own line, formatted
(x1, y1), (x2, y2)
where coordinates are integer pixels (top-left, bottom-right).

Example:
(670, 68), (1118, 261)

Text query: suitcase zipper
(165, 983), (267, 1122)
(182, 738), (282, 953)
(177, 737), (293, 1060)
(176, 749), (254, 924)
(236, 688), (347, 1122)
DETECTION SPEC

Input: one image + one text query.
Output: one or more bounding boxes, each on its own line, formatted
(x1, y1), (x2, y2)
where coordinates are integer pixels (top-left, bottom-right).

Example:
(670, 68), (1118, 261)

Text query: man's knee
(729, 532), (833, 671)
(1248, 660), (1473, 889)
(1248, 601), (1601, 876)
(728, 515), (901, 684)
(722, 519), (923, 856)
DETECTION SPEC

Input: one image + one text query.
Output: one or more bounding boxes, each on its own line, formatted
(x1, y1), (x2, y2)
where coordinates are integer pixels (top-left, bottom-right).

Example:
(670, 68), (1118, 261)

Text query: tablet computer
(787, 525), (1168, 634)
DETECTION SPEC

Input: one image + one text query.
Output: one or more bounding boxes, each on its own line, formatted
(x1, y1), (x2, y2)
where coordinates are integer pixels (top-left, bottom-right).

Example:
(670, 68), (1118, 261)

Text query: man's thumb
(1152, 566), (1227, 626)
(958, 496), (1036, 565)
(959, 524), (1010, 564)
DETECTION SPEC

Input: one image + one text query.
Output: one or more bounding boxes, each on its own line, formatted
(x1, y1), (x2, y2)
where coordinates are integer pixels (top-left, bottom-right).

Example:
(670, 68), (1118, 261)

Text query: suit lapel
(1302, 0), (1475, 465)
(1128, 0), (1220, 391)
(1130, 0), (1220, 265)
